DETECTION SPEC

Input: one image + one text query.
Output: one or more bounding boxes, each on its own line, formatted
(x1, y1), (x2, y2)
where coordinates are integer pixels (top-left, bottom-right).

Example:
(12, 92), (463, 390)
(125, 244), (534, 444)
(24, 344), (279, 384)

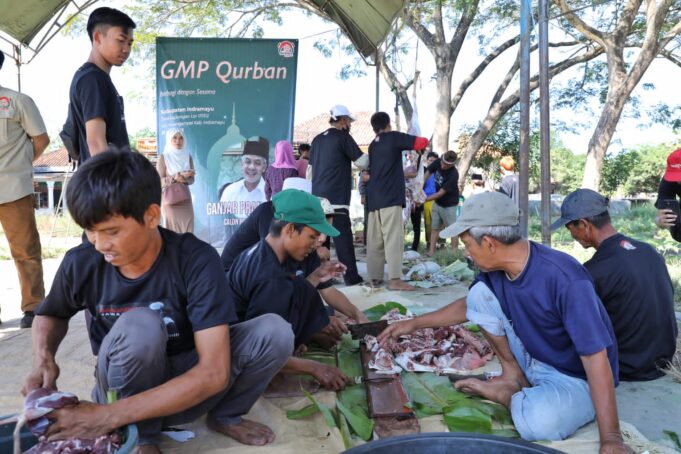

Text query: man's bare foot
(388, 279), (416, 291)
(454, 376), (528, 408)
(207, 417), (275, 446)
(135, 445), (161, 454)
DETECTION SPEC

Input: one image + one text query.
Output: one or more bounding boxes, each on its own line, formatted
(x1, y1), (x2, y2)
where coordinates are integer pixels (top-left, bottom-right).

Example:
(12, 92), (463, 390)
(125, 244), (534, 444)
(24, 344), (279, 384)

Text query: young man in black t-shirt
(67, 7), (134, 162)
(24, 150), (293, 452)
(309, 104), (369, 285)
(554, 189), (678, 381)
(423, 150), (460, 255)
(365, 112), (429, 290)
(655, 148), (681, 241)
(227, 189), (351, 391)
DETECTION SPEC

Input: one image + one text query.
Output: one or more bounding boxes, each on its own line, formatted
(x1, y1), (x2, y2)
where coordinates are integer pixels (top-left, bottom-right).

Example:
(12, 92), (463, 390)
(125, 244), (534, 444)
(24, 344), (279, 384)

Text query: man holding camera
(655, 148), (681, 240)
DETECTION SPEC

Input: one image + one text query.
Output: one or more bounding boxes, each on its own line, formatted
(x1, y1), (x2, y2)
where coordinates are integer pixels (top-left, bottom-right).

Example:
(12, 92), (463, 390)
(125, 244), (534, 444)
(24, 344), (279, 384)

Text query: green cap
(272, 189), (340, 237)
(440, 192), (519, 238)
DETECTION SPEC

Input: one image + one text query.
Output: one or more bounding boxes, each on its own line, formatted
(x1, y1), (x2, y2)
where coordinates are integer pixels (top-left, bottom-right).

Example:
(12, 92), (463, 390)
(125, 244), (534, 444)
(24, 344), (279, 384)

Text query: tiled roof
(294, 111), (376, 148)
(34, 147), (70, 169)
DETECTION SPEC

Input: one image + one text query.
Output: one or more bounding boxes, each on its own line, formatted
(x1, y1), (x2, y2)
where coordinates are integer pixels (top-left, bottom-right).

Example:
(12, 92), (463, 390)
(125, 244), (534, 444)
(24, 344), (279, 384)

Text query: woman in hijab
(264, 140), (298, 200)
(157, 128), (195, 233)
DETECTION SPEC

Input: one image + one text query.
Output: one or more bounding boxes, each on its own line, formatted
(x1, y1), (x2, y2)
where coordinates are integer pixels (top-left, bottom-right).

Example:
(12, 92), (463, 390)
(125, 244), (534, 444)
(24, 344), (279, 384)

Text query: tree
(554, 0), (681, 190)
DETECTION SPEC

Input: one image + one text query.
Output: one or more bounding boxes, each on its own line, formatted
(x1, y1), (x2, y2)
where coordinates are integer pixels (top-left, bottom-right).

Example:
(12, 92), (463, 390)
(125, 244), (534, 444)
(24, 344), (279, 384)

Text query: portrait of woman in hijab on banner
(157, 128), (196, 233)
(265, 140), (299, 200)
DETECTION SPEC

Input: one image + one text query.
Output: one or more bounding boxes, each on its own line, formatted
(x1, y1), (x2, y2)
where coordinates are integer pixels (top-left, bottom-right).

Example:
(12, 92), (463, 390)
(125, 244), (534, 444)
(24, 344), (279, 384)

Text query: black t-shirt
(654, 178), (681, 242)
(426, 159), (460, 207)
(227, 239), (329, 345)
(584, 233), (678, 381)
(366, 132), (416, 212)
(220, 201), (331, 290)
(499, 174), (519, 205)
(36, 228), (236, 356)
(69, 62), (130, 161)
(310, 128), (363, 205)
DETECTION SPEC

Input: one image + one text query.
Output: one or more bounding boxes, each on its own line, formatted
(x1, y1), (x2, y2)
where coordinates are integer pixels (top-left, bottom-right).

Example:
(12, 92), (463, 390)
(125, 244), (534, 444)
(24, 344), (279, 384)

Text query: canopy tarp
(302, 0), (406, 59)
(0, 0), (70, 46)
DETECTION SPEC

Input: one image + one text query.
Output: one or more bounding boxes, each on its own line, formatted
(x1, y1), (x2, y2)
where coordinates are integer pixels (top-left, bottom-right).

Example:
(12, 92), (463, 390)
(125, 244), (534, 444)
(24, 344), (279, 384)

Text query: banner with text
(156, 37), (298, 246)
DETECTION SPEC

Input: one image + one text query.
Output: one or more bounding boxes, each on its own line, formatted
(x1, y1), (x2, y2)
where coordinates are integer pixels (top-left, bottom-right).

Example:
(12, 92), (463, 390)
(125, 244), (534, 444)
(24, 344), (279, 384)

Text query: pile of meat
(366, 309), (493, 374)
(14, 388), (122, 454)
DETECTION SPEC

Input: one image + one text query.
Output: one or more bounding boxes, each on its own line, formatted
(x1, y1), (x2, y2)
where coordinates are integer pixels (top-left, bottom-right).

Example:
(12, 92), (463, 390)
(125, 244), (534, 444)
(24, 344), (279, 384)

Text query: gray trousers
(92, 308), (294, 445)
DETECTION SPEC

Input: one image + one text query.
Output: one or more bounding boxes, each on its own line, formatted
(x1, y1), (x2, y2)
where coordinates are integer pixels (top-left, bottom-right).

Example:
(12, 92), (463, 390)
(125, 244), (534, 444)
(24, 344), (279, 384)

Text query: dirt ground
(1, 257), (680, 453)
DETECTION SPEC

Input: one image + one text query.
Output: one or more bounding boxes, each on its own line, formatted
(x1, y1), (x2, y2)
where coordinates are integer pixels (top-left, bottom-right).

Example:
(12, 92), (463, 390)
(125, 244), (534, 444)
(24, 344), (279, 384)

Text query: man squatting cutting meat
(378, 192), (634, 454)
(23, 149), (293, 453)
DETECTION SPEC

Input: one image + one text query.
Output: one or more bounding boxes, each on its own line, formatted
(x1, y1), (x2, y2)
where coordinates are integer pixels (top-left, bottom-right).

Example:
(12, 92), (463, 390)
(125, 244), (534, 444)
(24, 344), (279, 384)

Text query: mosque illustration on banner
(206, 102), (247, 196)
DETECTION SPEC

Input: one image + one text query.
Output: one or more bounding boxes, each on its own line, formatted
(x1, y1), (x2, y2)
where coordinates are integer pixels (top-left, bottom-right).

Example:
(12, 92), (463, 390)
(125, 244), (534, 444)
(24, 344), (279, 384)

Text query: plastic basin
(342, 433), (565, 454)
(0, 415), (138, 453)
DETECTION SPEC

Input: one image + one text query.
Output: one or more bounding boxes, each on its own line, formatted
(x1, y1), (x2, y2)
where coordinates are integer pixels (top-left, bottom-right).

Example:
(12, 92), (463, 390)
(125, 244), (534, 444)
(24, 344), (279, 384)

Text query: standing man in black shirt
(67, 7), (134, 162)
(366, 112), (429, 290)
(553, 188), (678, 381)
(309, 105), (369, 285)
(655, 148), (681, 241)
(423, 150), (460, 256)
(24, 150), (293, 451)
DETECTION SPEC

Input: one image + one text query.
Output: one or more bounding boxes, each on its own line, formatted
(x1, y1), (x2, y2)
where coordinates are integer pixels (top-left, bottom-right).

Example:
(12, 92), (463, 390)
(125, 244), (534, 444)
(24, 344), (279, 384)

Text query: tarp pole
(375, 51), (380, 111)
(13, 44), (21, 92)
(539, 0), (551, 245)
(519, 0), (531, 237)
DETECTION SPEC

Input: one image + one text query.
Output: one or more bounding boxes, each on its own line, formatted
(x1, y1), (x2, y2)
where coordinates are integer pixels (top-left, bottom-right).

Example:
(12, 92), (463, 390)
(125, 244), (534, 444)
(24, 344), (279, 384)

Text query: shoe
(20, 311), (35, 329)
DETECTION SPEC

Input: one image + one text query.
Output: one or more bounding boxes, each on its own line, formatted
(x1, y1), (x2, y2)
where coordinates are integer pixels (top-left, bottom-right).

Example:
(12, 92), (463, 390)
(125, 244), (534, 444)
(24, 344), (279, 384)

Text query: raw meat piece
(363, 335), (379, 352)
(14, 388), (122, 454)
(453, 326), (491, 356)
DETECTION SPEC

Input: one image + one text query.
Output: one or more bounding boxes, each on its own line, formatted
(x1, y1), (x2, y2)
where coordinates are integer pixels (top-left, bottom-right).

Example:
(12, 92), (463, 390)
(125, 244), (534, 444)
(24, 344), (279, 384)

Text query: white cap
(330, 105), (356, 121)
(282, 177), (312, 193)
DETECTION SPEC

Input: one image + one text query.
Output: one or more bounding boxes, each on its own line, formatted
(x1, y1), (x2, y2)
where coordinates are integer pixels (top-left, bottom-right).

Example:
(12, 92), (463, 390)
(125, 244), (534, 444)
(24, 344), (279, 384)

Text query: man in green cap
(227, 189), (350, 391)
(378, 192), (632, 453)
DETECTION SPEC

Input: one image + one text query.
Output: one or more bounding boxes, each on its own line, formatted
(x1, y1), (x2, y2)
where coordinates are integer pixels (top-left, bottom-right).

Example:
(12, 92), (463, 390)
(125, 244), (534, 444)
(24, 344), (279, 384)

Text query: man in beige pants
(365, 112), (428, 290)
(0, 51), (49, 327)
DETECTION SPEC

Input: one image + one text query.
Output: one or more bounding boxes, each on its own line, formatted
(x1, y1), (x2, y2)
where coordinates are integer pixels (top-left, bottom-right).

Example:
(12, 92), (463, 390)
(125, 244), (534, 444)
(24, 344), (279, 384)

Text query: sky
(1, 2), (680, 155)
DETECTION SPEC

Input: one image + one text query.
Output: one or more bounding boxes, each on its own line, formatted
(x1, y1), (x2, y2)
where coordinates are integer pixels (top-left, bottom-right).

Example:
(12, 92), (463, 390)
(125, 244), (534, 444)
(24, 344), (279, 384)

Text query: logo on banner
(278, 40), (295, 58)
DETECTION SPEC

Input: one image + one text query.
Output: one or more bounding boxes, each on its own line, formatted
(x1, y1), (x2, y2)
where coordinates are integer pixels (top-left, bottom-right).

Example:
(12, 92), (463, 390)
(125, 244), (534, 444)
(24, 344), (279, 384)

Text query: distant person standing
(296, 143), (310, 179)
(654, 148), (681, 241)
(498, 155), (519, 205)
(309, 105), (369, 285)
(0, 51), (49, 328)
(157, 129), (195, 233)
(67, 7), (135, 162)
(365, 112), (428, 290)
(463, 173), (488, 198)
(265, 140), (298, 200)
(422, 151), (438, 251)
(423, 150), (460, 256)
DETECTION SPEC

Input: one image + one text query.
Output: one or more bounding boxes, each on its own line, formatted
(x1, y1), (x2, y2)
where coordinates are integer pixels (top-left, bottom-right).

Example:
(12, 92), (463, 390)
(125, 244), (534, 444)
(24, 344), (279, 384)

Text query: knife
(347, 320), (388, 339)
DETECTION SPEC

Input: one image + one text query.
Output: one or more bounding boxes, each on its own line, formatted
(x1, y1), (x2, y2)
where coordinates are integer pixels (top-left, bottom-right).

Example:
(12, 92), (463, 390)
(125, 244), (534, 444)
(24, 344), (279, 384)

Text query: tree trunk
(581, 84), (630, 189)
(433, 68), (453, 153)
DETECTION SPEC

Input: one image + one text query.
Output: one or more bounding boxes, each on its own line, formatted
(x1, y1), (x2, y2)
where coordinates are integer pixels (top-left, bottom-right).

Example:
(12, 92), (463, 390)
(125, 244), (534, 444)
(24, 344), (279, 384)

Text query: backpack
(59, 104), (80, 163)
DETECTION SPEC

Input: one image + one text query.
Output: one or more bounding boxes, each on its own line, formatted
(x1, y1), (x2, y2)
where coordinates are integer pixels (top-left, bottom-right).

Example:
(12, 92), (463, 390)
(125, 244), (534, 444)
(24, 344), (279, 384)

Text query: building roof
(293, 111), (375, 150)
(34, 147), (71, 170)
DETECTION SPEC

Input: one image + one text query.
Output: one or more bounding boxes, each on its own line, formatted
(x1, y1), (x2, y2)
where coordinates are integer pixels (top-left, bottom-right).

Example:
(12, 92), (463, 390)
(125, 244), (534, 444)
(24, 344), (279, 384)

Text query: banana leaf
(336, 406), (354, 449)
(337, 333), (360, 351)
(337, 399), (374, 441)
(303, 389), (336, 428)
(492, 428), (520, 438)
(363, 302), (408, 322)
(663, 430), (681, 450)
(401, 372), (470, 417)
(286, 403), (319, 420)
(443, 405), (493, 434)
(337, 349), (363, 378)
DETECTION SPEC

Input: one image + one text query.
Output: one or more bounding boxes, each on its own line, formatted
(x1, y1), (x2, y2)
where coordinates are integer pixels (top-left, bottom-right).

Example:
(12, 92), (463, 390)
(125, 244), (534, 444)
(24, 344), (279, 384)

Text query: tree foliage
(601, 142), (677, 196)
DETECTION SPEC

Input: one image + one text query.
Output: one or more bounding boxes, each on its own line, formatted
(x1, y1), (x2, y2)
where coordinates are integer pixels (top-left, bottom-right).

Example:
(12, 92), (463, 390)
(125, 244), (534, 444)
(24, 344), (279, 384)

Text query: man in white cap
(378, 192), (632, 454)
(309, 105), (369, 285)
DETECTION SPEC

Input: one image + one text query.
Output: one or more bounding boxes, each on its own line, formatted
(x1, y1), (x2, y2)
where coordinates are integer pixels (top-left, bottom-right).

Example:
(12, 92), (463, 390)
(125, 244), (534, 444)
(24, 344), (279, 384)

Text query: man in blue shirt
(378, 192), (632, 453)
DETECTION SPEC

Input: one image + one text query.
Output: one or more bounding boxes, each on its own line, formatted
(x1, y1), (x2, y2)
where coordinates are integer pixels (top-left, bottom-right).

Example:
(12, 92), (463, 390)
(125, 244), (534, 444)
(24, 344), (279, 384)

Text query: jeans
(465, 282), (596, 441)
(93, 309), (294, 445)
